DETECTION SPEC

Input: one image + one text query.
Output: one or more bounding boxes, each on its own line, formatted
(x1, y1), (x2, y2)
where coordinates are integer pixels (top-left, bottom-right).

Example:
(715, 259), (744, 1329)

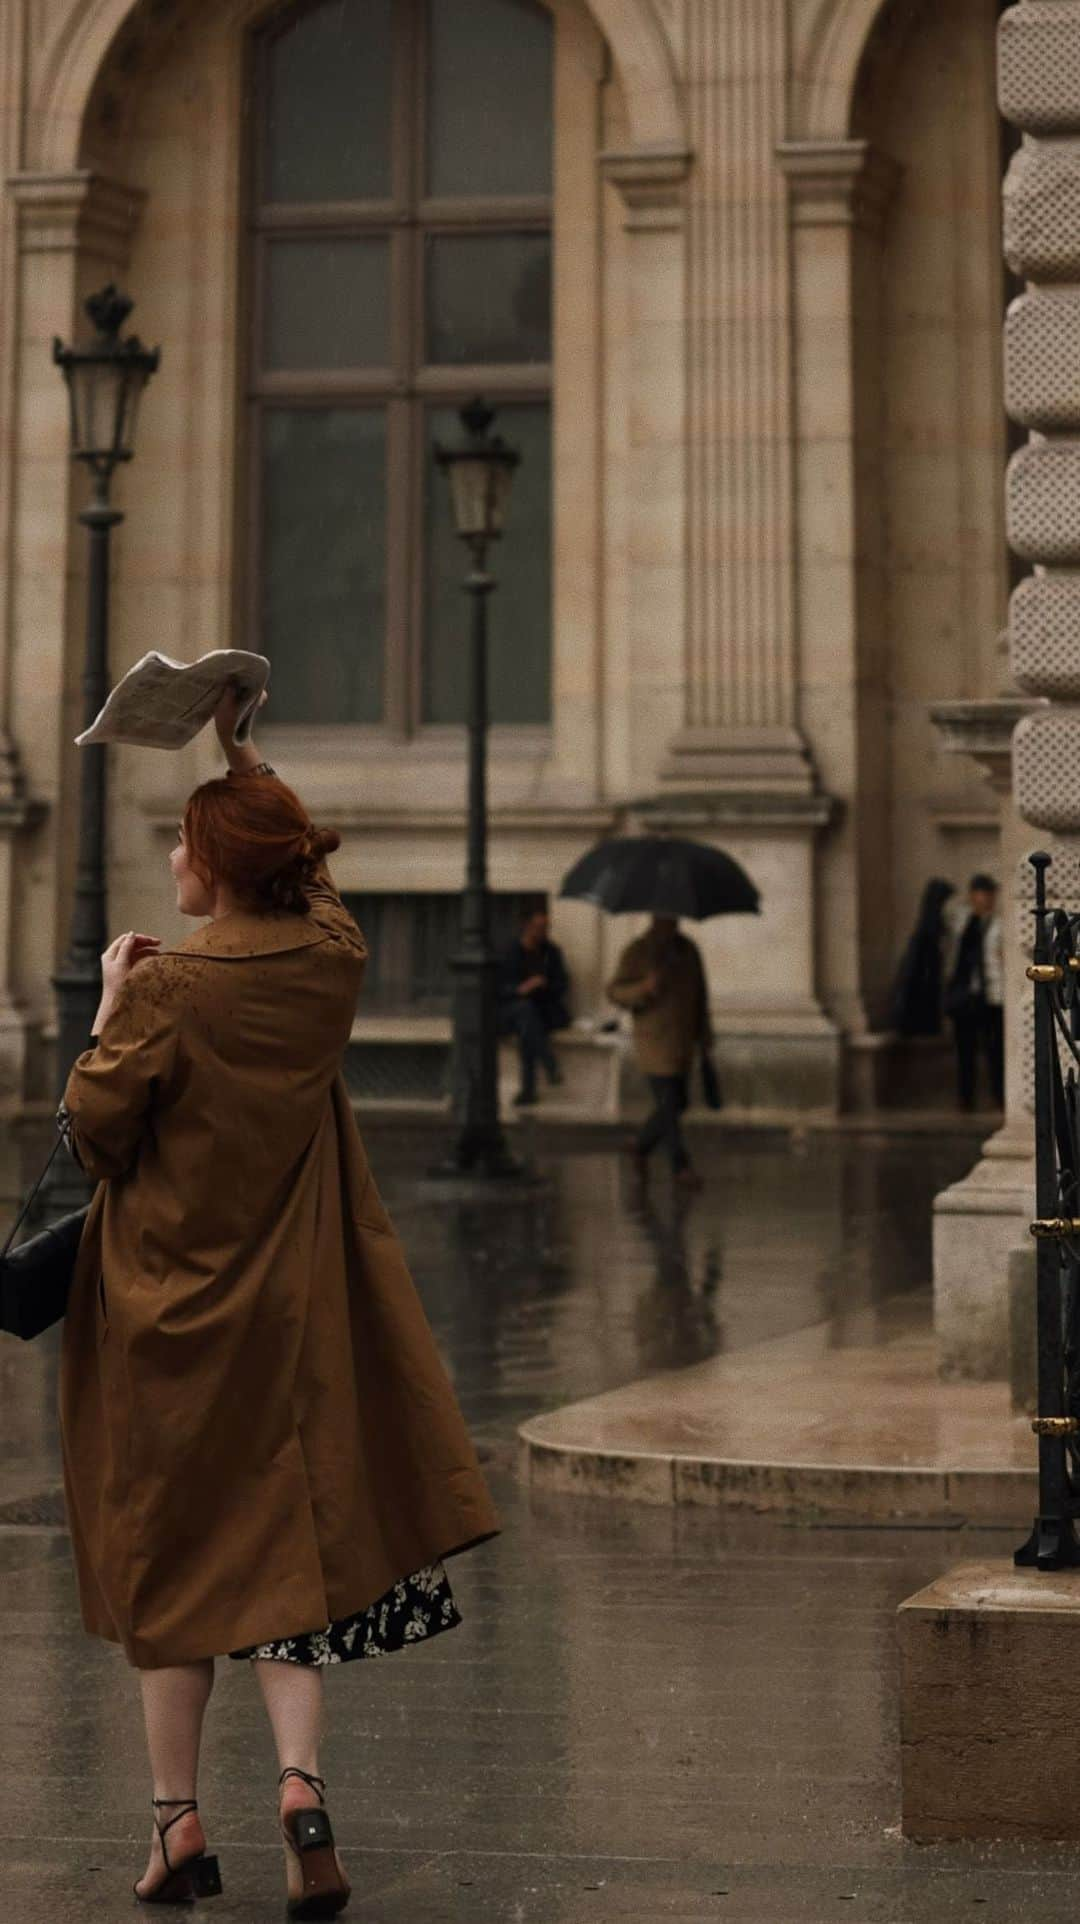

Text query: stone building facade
(0, 0), (1017, 1112)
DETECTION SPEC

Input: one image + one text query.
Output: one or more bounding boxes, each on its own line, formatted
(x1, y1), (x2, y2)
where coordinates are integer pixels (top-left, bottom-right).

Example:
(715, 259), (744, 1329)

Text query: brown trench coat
(59, 866), (499, 1669)
(606, 927), (712, 1076)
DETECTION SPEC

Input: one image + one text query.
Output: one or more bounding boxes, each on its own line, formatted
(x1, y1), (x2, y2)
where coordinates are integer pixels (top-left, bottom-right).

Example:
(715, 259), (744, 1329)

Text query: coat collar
(165, 909), (332, 962)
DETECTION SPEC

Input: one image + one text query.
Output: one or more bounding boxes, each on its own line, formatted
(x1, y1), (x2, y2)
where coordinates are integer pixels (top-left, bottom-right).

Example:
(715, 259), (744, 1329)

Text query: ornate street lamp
(47, 286), (160, 1206)
(434, 398), (521, 1177)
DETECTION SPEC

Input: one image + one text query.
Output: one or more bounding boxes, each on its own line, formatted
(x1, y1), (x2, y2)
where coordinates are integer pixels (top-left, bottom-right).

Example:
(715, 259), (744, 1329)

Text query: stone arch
(792, 0), (896, 140)
(32, 0), (685, 174)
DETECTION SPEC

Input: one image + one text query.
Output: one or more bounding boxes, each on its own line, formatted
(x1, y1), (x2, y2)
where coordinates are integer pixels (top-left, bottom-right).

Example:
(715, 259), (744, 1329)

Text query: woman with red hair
(58, 687), (499, 1916)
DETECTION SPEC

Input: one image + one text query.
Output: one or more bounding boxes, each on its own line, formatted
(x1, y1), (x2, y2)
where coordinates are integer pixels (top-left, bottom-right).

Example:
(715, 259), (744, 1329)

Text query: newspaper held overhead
(75, 649), (271, 750)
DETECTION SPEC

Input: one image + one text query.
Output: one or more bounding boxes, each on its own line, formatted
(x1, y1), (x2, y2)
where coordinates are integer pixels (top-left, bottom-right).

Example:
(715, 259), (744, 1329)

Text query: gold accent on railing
(1069, 958), (1080, 973)
(1028, 963), (1066, 983)
(1032, 1416), (1080, 1436)
(1030, 1218), (1080, 1239)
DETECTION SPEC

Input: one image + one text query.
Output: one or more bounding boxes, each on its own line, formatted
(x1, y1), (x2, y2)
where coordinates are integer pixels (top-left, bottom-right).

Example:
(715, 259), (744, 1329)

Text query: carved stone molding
(930, 697), (1047, 796)
(0, 733), (45, 832)
(775, 138), (901, 233)
(599, 142), (691, 232)
(7, 170), (145, 263)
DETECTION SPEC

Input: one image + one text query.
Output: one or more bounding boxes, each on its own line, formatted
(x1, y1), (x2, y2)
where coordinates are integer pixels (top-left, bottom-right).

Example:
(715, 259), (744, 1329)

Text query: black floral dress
(229, 1560), (462, 1666)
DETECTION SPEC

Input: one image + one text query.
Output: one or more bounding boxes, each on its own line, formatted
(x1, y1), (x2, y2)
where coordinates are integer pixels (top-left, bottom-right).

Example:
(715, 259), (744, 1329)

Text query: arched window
(246, 0), (553, 729)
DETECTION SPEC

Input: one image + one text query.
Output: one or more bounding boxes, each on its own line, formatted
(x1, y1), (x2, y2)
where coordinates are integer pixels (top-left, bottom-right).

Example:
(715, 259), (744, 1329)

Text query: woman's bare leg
(254, 1660), (346, 1900)
(134, 1659), (215, 1897)
(253, 1656), (324, 1780)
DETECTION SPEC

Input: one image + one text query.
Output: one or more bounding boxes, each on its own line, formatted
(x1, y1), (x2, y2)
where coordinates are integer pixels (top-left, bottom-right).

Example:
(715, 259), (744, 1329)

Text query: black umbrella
(558, 837), (760, 921)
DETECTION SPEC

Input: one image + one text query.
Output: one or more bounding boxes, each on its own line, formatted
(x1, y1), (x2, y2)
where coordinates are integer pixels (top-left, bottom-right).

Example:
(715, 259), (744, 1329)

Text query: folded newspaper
(75, 649), (271, 750)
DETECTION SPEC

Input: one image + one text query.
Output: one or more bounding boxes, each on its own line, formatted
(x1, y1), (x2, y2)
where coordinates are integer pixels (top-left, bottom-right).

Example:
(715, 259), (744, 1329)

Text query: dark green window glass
(263, 0), (394, 204)
(425, 234), (551, 366)
(423, 403), (551, 724)
(260, 408), (386, 724)
(426, 0), (553, 198)
(264, 239), (391, 370)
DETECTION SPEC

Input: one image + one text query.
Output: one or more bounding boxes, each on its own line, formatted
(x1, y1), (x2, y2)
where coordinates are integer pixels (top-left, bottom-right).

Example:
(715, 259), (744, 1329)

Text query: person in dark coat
(498, 901), (571, 1105)
(889, 878), (955, 1036)
(943, 873), (1004, 1109)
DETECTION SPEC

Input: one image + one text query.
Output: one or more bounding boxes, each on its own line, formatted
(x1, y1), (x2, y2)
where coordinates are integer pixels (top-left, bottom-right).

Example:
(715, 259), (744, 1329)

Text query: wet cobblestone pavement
(6, 1122), (1080, 1921)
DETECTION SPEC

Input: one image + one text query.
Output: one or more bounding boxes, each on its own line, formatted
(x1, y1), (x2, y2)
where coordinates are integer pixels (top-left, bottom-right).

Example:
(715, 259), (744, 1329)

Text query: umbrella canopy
(558, 837), (760, 921)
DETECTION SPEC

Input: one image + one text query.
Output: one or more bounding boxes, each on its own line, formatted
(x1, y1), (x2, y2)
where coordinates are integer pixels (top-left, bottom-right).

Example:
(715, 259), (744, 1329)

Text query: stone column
(929, 699), (1042, 1380)
(930, 0), (1080, 1376)
(897, 5), (1080, 1823)
(615, 12), (843, 1112)
(777, 139), (899, 1073)
(599, 142), (691, 795)
(3, 171), (144, 1100)
(665, 0), (811, 795)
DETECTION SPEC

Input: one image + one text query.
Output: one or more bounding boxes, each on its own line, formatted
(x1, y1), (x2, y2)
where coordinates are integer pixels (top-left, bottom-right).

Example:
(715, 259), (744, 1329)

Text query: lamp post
(434, 397), (522, 1177)
(47, 286), (159, 1206)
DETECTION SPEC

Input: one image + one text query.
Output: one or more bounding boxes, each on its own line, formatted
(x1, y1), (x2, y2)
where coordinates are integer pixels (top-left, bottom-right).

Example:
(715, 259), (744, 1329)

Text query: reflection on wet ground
(8, 1121), (1080, 1921)
(372, 1124), (980, 1445)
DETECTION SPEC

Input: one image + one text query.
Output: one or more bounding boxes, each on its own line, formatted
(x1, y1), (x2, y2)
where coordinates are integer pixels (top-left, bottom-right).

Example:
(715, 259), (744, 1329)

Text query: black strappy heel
(133, 1798), (223, 1905)
(278, 1768), (350, 1919)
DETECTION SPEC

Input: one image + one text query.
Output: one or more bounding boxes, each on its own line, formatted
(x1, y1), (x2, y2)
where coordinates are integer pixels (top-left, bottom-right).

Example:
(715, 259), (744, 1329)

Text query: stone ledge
(518, 1312), (1038, 1523)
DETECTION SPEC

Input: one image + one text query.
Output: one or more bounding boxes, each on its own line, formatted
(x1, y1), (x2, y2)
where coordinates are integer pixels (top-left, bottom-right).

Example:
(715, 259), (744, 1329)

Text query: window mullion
(384, 398), (412, 735)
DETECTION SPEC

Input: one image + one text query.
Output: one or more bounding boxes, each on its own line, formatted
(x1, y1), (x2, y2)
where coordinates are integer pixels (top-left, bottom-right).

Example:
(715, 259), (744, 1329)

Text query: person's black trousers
(636, 1074), (691, 1171)
(951, 999), (1004, 1109)
(502, 999), (559, 1097)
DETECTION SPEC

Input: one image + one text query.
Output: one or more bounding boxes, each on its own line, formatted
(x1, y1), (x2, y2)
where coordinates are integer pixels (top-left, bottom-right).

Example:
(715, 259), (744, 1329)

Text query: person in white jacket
(942, 872), (1004, 1110)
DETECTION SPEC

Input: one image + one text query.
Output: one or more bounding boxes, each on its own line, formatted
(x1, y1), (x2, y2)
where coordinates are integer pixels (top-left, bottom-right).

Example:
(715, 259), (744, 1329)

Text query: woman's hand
(94, 931), (160, 1032)
(213, 681), (269, 773)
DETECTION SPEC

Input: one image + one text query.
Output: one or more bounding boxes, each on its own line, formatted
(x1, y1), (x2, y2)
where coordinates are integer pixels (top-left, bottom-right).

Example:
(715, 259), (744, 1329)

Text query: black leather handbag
(0, 1134), (89, 1341)
(700, 1049), (723, 1112)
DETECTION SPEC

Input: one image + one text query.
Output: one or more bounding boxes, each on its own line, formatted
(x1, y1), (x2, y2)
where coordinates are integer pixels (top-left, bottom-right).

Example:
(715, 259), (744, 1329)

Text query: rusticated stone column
(1002, 2), (1080, 836)
(925, 1), (1080, 1381)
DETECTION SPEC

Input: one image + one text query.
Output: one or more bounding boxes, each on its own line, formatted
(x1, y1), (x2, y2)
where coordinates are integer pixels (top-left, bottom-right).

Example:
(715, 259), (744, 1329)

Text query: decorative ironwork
(1016, 851), (1080, 1567)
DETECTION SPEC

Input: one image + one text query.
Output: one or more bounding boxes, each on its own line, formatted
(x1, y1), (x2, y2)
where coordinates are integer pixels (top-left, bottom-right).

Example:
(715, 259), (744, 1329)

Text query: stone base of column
(899, 1561), (1080, 1842)
(660, 724), (818, 795)
(629, 785), (838, 1111)
(932, 1125), (1033, 1380)
(614, 1006), (841, 1114)
(710, 1005), (841, 1112)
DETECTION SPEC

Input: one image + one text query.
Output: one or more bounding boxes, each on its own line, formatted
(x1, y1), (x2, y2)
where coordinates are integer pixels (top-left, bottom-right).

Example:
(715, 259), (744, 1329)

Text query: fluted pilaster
(666, 0), (811, 793)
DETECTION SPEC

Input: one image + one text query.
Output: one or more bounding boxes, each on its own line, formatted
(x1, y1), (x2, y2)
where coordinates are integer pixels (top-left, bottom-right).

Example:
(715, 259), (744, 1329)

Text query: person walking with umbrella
(607, 916), (713, 1186)
(559, 834), (759, 1185)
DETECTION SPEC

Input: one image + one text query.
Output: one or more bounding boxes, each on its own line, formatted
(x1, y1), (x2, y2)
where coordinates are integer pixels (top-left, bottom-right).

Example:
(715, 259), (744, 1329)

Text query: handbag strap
(1, 1133), (67, 1261)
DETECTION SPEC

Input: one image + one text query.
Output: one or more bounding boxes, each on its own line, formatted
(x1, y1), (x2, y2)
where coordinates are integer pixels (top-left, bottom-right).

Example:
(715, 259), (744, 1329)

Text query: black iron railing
(1017, 850), (1080, 1568)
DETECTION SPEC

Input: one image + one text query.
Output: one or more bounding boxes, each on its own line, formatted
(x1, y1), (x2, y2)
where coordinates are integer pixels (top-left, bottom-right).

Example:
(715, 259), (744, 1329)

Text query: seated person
(498, 901), (571, 1106)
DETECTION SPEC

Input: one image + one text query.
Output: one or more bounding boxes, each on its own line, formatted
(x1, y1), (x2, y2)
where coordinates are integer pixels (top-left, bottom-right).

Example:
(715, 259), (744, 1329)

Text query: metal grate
(343, 1040), (450, 1102)
(0, 1489), (67, 1527)
(342, 890), (540, 1013)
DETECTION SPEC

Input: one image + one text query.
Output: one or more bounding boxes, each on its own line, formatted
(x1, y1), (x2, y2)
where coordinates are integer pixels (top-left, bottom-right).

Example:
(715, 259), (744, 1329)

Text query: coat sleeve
(548, 942), (571, 1009)
(301, 858), (369, 971)
(692, 944), (714, 1046)
(606, 941), (654, 1012)
(61, 964), (181, 1182)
